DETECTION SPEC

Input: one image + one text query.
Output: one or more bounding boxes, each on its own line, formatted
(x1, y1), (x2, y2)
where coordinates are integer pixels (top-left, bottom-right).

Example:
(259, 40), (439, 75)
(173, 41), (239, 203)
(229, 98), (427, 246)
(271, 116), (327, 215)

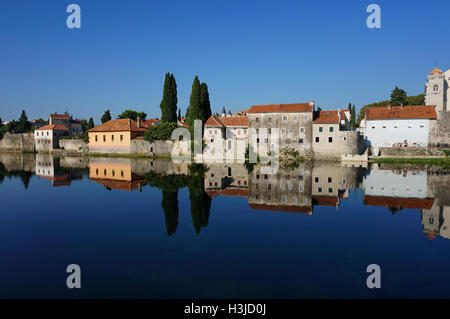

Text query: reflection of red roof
(425, 233), (438, 240)
(365, 105), (437, 120)
(249, 203), (312, 214)
(313, 110), (339, 124)
(247, 103), (314, 114)
(205, 115), (248, 127)
(312, 195), (339, 206)
(90, 178), (146, 191)
(37, 124), (69, 131)
(363, 195), (434, 210)
(206, 187), (248, 198)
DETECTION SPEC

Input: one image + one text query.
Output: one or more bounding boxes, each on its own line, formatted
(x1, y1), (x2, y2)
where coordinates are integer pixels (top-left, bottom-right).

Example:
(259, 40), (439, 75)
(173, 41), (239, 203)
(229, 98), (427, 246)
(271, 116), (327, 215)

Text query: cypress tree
(160, 73), (178, 123)
(351, 105), (356, 127)
(178, 109), (181, 121)
(101, 110), (112, 123)
(87, 117), (94, 129)
(200, 82), (212, 124)
(187, 76), (202, 128)
(18, 110), (31, 133)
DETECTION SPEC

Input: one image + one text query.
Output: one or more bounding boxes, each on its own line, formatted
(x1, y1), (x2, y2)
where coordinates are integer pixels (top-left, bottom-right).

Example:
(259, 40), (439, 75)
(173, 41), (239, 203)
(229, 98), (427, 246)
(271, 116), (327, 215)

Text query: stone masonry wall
(0, 133), (35, 152)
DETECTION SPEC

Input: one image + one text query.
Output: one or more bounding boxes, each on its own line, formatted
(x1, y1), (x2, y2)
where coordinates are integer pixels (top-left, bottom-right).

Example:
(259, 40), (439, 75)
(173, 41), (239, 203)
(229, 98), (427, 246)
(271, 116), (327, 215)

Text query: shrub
(144, 122), (179, 142)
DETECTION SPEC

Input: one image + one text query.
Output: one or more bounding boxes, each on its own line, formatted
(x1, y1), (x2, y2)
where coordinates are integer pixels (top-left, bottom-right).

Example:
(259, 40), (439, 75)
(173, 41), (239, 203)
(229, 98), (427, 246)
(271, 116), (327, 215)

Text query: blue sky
(0, 0), (449, 122)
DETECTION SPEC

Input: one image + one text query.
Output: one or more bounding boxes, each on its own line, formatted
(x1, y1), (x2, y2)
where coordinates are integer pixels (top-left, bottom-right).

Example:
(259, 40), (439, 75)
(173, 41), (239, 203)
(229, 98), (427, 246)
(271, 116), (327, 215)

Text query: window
(281, 128), (286, 134)
(371, 125), (376, 129)
(304, 115), (308, 120)
(420, 122), (425, 128)
(268, 128), (271, 134)
(268, 184), (271, 190)
(328, 188), (333, 193)
(209, 130), (212, 134)
(328, 137), (333, 143)
(237, 130), (241, 135)
(244, 129), (247, 135)
(282, 115), (288, 122)
(104, 169), (107, 176)
(298, 175), (303, 181)
(214, 130), (217, 134)
(408, 123), (412, 128)
(329, 127), (334, 132)
(282, 196), (287, 203)
(103, 135), (106, 142)
(111, 135), (114, 142)
(433, 84), (438, 92)
(315, 137), (319, 143)
(382, 123), (387, 128)
(319, 127), (323, 132)
(121, 170), (124, 177)
(268, 117), (272, 123)
(318, 187), (322, 193)
(255, 118), (260, 123)
(300, 127), (305, 133)
(281, 184), (285, 191)
(343, 137), (347, 141)
(211, 139), (214, 143)
(299, 185), (304, 192)
(328, 177), (332, 183)
(47, 132), (49, 136)
(120, 135), (123, 142)
(289, 128), (293, 134)
(315, 177), (319, 183)
(112, 170), (115, 177)
(299, 138), (303, 144)
(96, 169), (99, 175)
(95, 135), (98, 142)
(294, 115), (298, 121)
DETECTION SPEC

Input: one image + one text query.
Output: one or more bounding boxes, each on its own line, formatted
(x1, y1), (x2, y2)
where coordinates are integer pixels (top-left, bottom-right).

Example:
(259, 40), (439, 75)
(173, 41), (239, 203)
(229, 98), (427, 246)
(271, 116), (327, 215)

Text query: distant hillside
(357, 94), (425, 125)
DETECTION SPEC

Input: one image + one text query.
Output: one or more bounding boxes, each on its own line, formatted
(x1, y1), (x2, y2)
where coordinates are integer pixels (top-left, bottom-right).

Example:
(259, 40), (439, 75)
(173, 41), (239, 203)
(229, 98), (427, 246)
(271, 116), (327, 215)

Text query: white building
(35, 124), (69, 151)
(361, 105), (437, 147)
(204, 115), (248, 151)
(425, 67), (450, 112)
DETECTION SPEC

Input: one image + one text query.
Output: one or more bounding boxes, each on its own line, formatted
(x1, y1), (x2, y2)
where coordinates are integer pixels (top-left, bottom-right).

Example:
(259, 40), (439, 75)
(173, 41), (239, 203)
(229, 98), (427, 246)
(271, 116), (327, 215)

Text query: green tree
(351, 104), (356, 128)
(178, 109), (181, 121)
(101, 110), (112, 123)
(390, 86), (408, 106)
(187, 76), (202, 128)
(18, 110), (31, 133)
(316, 106), (322, 112)
(200, 82), (212, 124)
(161, 190), (179, 236)
(144, 122), (179, 142)
(87, 117), (94, 129)
(160, 73), (178, 123)
(117, 110), (147, 121)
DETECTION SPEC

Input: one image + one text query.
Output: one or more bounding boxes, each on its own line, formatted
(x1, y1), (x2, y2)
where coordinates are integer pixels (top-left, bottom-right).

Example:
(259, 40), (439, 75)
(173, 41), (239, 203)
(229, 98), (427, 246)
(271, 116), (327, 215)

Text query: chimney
(137, 117), (141, 128)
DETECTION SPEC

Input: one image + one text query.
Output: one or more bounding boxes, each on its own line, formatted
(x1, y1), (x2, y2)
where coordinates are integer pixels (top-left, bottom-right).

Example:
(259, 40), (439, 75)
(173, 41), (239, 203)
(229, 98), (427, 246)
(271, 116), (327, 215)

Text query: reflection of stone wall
(0, 133), (35, 152)
(429, 111), (450, 147)
(427, 171), (450, 206)
(0, 152), (36, 172)
(248, 165), (313, 213)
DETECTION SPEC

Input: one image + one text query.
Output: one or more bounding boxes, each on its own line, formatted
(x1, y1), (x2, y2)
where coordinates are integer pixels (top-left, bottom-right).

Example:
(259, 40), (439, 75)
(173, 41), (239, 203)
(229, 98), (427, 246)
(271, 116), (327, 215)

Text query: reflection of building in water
(204, 164), (248, 198)
(248, 165), (313, 215)
(363, 168), (450, 241)
(89, 160), (146, 191)
(311, 163), (362, 209)
(35, 154), (79, 187)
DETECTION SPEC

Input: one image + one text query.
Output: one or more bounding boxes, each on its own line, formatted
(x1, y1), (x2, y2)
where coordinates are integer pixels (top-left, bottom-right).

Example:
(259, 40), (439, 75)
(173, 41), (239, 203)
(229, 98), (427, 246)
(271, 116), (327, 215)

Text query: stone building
(49, 113), (82, 136)
(204, 115), (249, 149)
(312, 110), (364, 160)
(87, 119), (146, 154)
(34, 124), (69, 151)
(425, 67), (449, 112)
(246, 102), (315, 155)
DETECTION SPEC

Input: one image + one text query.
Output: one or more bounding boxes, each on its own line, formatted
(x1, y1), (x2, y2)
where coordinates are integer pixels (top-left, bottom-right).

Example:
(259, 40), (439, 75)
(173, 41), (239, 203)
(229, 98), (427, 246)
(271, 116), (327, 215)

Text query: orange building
(87, 119), (146, 154)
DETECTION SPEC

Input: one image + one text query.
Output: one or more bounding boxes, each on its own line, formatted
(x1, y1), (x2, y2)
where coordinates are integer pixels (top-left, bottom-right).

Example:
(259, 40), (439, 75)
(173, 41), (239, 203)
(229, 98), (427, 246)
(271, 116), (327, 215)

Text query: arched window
(433, 84), (439, 92)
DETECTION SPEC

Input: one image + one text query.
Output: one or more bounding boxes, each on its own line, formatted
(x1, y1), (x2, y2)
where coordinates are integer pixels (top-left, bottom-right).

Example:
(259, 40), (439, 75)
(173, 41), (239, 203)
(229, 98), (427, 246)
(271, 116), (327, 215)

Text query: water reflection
(0, 152), (449, 240)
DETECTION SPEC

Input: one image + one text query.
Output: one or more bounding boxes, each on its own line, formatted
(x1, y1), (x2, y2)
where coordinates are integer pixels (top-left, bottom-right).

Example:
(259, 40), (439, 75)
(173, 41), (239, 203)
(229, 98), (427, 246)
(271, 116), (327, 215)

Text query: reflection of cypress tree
(188, 164), (211, 235)
(18, 171), (32, 189)
(162, 190), (179, 236)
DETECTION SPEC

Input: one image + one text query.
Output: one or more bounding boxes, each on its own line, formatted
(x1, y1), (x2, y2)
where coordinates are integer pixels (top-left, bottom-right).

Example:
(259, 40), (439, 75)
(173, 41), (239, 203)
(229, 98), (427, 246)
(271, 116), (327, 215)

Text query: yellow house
(87, 119), (146, 153)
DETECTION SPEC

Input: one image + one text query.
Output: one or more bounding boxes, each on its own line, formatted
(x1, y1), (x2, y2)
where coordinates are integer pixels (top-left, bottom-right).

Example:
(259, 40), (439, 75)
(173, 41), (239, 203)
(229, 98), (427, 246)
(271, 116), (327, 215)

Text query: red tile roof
(87, 119), (147, 133)
(430, 67), (443, 75)
(50, 113), (70, 119)
(365, 105), (437, 120)
(141, 118), (160, 128)
(363, 195), (434, 210)
(313, 110), (340, 124)
(37, 124), (69, 131)
(204, 115), (248, 127)
(248, 203), (312, 214)
(247, 102), (314, 114)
